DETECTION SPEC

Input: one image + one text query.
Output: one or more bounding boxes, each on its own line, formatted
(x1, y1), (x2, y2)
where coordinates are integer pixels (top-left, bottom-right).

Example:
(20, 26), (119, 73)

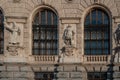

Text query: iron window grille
(84, 8), (110, 55)
(32, 9), (58, 55)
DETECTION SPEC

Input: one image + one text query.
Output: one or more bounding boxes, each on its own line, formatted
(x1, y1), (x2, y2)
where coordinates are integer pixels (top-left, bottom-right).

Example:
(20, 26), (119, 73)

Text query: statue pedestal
(59, 46), (82, 63)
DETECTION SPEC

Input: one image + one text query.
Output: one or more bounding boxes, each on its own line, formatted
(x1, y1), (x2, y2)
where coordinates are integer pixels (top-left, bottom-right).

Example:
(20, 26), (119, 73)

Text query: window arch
(32, 8), (58, 55)
(84, 8), (110, 55)
(0, 10), (4, 54)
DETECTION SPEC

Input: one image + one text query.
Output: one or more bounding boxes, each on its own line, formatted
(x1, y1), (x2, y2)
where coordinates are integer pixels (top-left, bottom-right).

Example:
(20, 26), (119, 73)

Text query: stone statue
(63, 25), (75, 47)
(4, 21), (21, 45)
(114, 24), (120, 45)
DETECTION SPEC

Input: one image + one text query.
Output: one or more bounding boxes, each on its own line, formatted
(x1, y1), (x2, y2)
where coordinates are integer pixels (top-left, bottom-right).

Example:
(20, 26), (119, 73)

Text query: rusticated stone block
(0, 66), (6, 71)
(0, 72), (13, 78)
(41, 66), (48, 71)
(7, 66), (19, 71)
(76, 66), (85, 72)
(57, 72), (69, 78)
(32, 67), (40, 71)
(64, 66), (76, 71)
(113, 72), (120, 78)
(13, 72), (28, 78)
(0, 78), (9, 80)
(70, 72), (82, 78)
(47, 66), (55, 71)
(20, 66), (32, 72)
(56, 66), (64, 71)
(27, 72), (34, 78)
(113, 66), (119, 71)
(11, 78), (28, 80)
(72, 78), (82, 80)
(57, 78), (68, 80)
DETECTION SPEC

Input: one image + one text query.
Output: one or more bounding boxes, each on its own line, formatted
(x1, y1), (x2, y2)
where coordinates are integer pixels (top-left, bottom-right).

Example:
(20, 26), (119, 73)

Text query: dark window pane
(35, 72), (54, 80)
(0, 11), (4, 54)
(92, 10), (96, 25)
(41, 11), (46, 25)
(87, 72), (107, 80)
(85, 14), (90, 26)
(97, 10), (103, 24)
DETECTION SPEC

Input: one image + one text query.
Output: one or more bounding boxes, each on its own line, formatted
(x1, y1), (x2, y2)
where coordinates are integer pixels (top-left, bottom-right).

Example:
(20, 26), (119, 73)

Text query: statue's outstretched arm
(4, 22), (13, 32)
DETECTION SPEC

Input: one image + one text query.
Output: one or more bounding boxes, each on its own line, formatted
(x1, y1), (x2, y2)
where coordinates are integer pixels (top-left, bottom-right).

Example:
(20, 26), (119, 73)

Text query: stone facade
(0, 0), (120, 80)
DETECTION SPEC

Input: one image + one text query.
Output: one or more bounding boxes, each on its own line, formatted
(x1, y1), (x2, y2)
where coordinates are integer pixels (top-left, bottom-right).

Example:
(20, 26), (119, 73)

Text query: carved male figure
(114, 24), (120, 45)
(63, 25), (74, 47)
(4, 21), (20, 45)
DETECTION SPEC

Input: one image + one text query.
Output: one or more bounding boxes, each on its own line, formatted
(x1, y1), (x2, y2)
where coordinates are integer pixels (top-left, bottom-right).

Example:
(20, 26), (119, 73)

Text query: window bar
(39, 11), (41, 55)
(51, 12), (54, 55)
(45, 10), (47, 55)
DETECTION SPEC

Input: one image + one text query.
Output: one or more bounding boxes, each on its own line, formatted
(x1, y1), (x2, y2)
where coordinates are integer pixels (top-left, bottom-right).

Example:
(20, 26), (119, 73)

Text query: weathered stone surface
(47, 66), (55, 71)
(113, 72), (120, 78)
(10, 78), (28, 80)
(7, 66), (19, 71)
(113, 66), (119, 71)
(57, 72), (69, 78)
(64, 65), (76, 71)
(71, 78), (82, 80)
(76, 66), (85, 72)
(20, 66), (32, 72)
(0, 66), (6, 71)
(70, 72), (82, 78)
(13, 72), (28, 78)
(0, 72), (13, 78)
(56, 66), (64, 71)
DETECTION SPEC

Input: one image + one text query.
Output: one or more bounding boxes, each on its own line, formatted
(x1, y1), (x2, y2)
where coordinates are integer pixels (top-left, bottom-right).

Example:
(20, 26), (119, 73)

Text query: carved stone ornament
(61, 46), (78, 57)
(7, 45), (19, 56)
(65, 0), (73, 3)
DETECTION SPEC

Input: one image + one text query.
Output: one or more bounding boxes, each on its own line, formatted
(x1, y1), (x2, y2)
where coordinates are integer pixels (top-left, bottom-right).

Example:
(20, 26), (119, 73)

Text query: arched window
(0, 10), (4, 54)
(84, 8), (110, 55)
(32, 9), (58, 55)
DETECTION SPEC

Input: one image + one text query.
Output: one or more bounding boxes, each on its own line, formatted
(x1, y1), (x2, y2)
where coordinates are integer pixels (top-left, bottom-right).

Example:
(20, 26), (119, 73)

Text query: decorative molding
(13, 0), (21, 3)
